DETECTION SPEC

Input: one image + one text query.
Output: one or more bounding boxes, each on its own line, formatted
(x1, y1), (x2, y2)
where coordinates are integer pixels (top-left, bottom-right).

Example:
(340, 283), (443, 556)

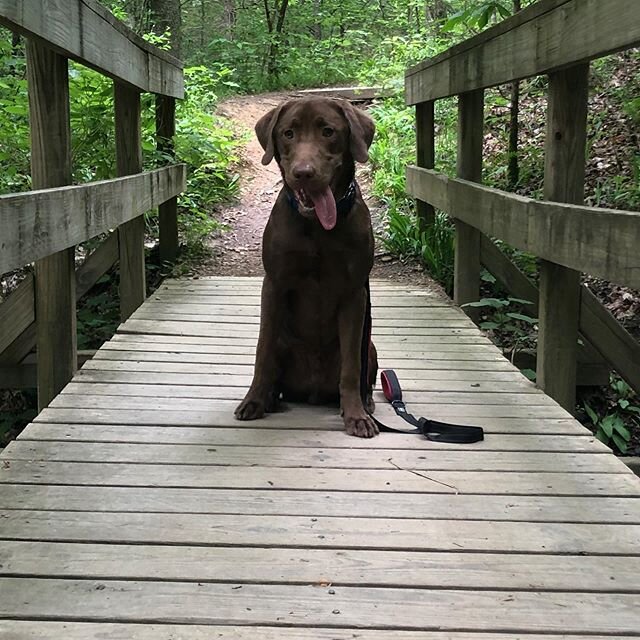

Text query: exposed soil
(189, 92), (446, 295)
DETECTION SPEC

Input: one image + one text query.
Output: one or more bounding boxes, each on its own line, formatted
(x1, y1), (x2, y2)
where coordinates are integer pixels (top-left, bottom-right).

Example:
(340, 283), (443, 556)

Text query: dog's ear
(338, 101), (375, 163)
(255, 103), (287, 166)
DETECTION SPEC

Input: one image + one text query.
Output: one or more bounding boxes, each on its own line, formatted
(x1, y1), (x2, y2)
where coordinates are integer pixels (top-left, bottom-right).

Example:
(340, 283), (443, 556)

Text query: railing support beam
(26, 40), (76, 410)
(115, 82), (146, 321)
(157, 95), (179, 263)
(537, 64), (590, 412)
(415, 100), (435, 228)
(454, 89), (484, 320)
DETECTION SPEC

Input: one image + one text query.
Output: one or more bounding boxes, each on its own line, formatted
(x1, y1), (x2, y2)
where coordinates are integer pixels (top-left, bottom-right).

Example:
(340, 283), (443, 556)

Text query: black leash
(360, 281), (484, 444)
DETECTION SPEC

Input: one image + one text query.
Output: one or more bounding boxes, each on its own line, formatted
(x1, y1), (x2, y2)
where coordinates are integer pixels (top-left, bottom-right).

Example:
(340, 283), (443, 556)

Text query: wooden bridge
(1, 0), (640, 637)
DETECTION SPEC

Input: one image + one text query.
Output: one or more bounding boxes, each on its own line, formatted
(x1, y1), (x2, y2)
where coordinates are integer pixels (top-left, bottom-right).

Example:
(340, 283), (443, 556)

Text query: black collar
(286, 179), (358, 217)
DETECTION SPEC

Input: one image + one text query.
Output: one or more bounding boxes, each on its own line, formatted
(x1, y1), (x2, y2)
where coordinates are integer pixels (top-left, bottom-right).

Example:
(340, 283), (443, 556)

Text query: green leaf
(507, 297), (534, 306)
(584, 403), (599, 425)
(612, 433), (628, 453)
(618, 399), (630, 409)
(480, 321), (500, 330)
(505, 312), (538, 324)
(599, 415), (616, 438)
(613, 422), (631, 441)
(521, 368), (536, 381)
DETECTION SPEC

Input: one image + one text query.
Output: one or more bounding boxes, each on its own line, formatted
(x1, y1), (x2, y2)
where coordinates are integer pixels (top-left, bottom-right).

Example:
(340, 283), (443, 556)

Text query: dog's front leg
(338, 288), (378, 438)
(235, 275), (283, 420)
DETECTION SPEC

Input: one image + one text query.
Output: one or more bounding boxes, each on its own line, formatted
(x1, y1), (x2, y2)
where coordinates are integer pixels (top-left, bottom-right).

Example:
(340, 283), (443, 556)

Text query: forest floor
(190, 92), (445, 293)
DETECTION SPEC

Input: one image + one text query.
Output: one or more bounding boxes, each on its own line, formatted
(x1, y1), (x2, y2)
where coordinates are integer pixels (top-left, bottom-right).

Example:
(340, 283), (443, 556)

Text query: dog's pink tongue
(310, 187), (337, 231)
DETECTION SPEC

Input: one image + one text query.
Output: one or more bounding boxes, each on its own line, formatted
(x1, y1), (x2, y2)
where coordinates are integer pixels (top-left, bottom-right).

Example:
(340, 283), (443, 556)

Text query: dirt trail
(193, 92), (443, 292)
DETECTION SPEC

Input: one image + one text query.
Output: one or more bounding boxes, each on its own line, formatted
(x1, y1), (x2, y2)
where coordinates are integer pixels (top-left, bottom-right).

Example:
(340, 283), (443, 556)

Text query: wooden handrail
(406, 2), (640, 409)
(0, 0), (184, 97)
(405, 0), (640, 104)
(407, 167), (640, 290)
(0, 166), (186, 275)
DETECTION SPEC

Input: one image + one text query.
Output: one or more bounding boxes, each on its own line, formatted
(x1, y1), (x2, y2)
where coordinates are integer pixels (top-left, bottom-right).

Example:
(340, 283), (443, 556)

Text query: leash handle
(378, 369), (484, 444)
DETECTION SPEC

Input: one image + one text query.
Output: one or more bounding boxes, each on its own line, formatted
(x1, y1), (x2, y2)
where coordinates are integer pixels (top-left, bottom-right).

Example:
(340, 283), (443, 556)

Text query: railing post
(156, 95), (180, 263)
(415, 101), (435, 228)
(537, 64), (589, 412)
(114, 82), (146, 321)
(26, 41), (76, 410)
(454, 89), (484, 319)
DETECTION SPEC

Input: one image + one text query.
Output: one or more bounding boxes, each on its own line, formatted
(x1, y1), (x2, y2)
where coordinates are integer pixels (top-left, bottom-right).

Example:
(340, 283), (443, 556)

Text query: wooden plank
(0, 234), (119, 369)
(479, 235), (610, 387)
(29, 411), (586, 436)
(3, 441), (621, 473)
(118, 319), (489, 338)
(26, 40), (77, 411)
(130, 311), (474, 328)
(18, 423), (606, 452)
(2, 578), (640, 633)
(115, 81), (146, 321)
(405, 166), (640, 288)
(3, 484), (635, 522)
(0, 275), (34, 354)
(2, 541), (638, 592)
(78, 358), (529, 379)
(405, 0), (640, 103)
(32, 402), (577, 429)
(0, 166), (185, 274)
(454, 90), (483, 320)
(295, 86), (394, 100)
(415, 100), (435, 226)
(94, 345), (506, 362)
(0, 351), (93, 389)
(0, 622), (628, 640)
(0, 0), (184, 97)
(1, 510), (640, 553)
(51, 388), (555, 410)
(537, 64), (589, 412)
(156, 95), (179, 263)
(581, 285), (640, 394)
(3, 461), (637, 495)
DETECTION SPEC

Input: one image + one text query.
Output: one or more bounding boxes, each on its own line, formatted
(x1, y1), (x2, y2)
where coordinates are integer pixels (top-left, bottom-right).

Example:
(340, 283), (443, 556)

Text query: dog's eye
(283, 129), (294, 139)
(322, 127), (334, 137)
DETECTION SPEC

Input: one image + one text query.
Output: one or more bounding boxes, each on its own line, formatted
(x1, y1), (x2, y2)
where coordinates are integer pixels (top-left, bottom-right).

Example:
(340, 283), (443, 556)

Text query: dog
(234, 97), (379, 438)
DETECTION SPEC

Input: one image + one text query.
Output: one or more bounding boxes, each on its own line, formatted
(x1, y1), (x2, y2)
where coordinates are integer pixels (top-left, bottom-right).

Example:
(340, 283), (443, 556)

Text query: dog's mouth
(294, 186), (337, 231)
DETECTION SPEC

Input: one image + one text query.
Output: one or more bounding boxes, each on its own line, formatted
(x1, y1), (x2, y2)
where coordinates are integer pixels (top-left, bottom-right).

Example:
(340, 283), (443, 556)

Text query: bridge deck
(1, 277), (639, 638)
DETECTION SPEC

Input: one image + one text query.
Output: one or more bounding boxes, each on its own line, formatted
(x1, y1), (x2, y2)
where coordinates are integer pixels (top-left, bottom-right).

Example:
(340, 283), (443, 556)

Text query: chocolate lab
(234, 97), (379, 438)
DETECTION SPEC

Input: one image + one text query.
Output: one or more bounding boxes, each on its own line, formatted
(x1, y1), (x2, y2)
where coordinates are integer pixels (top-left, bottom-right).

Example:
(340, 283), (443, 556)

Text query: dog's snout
(292, 163), (316, 181)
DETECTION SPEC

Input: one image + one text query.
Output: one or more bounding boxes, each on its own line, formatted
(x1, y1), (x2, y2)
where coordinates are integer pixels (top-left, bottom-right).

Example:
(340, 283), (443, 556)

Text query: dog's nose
(292, 164), (316, 181)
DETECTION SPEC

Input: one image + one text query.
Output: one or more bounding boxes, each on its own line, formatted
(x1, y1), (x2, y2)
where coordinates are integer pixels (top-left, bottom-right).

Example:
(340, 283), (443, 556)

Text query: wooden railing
(405, 0), (640, 412)
(0, 0), (186, 409)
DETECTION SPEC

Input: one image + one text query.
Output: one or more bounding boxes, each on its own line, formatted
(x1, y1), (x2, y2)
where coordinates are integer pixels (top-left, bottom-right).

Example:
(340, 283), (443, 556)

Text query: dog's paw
(344, 411), (379, 438)
(234, 397), (266, 421)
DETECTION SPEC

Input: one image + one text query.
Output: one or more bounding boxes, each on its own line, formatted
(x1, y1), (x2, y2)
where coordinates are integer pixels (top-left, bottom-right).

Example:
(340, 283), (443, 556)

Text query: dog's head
(255, 97), (375, 230)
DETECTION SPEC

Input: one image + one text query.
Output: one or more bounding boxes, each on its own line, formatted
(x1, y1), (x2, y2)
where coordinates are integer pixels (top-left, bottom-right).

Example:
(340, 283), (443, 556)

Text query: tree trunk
(266, 0), (290, 80)
(507, 0), (522, 189)
(150, 0), (182, 57)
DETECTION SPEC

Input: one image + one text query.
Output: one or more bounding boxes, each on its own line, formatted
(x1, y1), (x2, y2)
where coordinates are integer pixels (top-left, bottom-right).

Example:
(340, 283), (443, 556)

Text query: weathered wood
(0, 166), (186, 274)
(405, 168), (640, 288)
(26, 41), (76, 411)
(537, 64), (589, 412)
(0, 276), (34, 353)
(0, 351), (93, 389)
(156, 95), (179, 263)
(405, 0), (640, 103)
(0, 622), (628, 640)
(0, 234), (119, 370)
(0, 0), (184, 97)
(18, 423), (603, 451)
(479, 236), (609, 386)
(580, 285), (640, 394)
(3, 578), (640, 633)
(295, 86), (394, 100)
(2, 485), (633, 522)
(1, 510), (639, 553)
(115, 82), (146, 321)
(3, 541), (638, 592)
(415, 100), (435, 226)
(454, 90), (484, 320)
